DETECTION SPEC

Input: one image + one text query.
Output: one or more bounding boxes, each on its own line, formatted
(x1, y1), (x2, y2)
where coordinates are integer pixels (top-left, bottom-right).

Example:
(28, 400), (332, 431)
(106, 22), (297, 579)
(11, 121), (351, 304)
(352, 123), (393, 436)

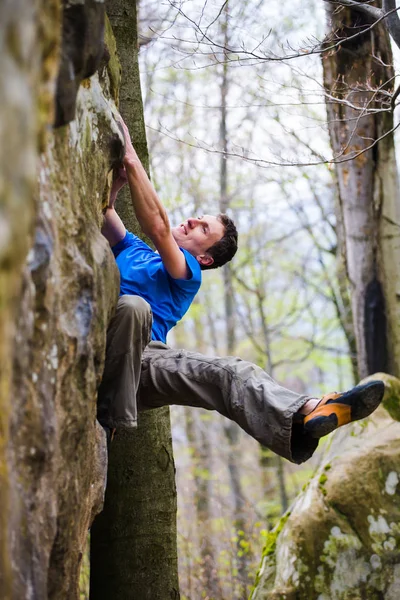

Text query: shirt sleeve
(112, 230), (145, 258)
(170, 248), (202, 291)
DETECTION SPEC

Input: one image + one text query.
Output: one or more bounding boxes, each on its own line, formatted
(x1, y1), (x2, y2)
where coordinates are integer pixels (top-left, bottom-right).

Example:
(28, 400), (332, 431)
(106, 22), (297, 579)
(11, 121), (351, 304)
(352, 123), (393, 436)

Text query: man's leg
(98, 295), (152, 429)
(139, 343), (384, 464)
(138, 342), (319, 464)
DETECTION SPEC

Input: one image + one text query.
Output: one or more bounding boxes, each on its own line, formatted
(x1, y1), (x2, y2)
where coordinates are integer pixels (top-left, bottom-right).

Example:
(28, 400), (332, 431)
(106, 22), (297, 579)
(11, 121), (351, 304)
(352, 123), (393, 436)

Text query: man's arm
(101, 167), (127, 247)
(119, 119), (189, 280)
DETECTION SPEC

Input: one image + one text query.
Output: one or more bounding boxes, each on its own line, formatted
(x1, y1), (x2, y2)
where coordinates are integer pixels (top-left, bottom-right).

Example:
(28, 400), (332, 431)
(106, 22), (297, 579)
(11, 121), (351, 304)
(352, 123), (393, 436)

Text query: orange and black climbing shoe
(303, 380), (385, 439)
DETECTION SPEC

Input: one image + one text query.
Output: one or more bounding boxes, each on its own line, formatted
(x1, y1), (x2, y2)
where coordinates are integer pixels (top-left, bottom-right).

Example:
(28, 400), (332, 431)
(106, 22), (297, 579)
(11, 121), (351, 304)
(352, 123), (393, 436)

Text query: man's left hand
(109, 166), (128, 208)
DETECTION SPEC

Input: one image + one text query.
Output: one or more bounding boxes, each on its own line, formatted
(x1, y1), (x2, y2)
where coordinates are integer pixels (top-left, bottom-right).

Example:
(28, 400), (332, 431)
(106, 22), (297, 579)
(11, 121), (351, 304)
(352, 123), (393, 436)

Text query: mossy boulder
(1, 3), (122, 599)
(251, 374), (400, 600)
(0, 1), (61, 595)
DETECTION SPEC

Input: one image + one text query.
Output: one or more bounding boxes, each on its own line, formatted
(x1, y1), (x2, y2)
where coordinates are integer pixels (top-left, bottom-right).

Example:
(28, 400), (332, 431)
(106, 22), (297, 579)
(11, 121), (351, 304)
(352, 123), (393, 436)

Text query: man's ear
(197, 254), (214, 267)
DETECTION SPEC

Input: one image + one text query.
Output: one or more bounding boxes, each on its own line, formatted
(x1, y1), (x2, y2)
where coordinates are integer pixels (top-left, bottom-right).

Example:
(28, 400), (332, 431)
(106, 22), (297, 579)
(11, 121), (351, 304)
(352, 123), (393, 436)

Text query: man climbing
(98, 118), (384, 464)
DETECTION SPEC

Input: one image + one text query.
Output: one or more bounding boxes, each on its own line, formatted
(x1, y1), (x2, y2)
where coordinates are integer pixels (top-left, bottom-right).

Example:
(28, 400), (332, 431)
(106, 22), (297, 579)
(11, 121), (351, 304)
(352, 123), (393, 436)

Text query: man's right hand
(119, 118), (140, 167)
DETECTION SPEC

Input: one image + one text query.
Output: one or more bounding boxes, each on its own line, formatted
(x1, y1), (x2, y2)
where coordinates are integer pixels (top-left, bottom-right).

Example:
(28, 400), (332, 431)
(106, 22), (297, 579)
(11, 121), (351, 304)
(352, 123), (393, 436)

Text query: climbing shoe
(303, 380), (385, 439)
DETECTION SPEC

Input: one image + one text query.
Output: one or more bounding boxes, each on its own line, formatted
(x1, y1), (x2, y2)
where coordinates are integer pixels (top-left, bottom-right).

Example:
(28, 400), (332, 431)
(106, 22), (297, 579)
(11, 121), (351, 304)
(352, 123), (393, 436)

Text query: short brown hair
(201, 213), (238, 270)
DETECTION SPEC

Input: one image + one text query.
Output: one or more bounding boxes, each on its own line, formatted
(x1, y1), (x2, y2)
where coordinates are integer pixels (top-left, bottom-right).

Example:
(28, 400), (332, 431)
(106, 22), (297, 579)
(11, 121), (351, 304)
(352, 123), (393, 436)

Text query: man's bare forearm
(100, 153), (169, 248)
(119, 118), (170, 242)
(124, 157), (170, 241)
(102, 207), (126, 247)
(115, 118), (188, 279)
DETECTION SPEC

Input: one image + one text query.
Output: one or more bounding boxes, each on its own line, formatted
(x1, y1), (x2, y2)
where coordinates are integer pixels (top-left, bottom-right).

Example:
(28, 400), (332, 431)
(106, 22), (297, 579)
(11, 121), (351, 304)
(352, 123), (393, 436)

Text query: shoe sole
(304, 380), (384, 439)
(350, 380), (385, 420)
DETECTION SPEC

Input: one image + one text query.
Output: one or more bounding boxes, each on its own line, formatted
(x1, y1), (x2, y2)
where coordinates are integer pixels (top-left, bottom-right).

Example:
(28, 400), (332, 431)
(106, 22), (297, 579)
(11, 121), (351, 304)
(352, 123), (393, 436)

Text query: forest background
(133, 1), (368, 598)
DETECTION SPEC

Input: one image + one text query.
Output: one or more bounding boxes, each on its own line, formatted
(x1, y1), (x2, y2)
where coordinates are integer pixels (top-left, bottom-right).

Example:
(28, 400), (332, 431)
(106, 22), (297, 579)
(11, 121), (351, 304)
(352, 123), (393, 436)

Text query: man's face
(172, 214), (224, 264)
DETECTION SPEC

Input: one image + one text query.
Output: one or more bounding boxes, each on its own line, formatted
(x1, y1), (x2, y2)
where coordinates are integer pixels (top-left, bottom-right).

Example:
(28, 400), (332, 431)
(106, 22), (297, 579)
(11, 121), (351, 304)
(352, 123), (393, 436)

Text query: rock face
(55, 0), (106, 127)
(1, 3), (122, 598)
(251, 375), (400, 600)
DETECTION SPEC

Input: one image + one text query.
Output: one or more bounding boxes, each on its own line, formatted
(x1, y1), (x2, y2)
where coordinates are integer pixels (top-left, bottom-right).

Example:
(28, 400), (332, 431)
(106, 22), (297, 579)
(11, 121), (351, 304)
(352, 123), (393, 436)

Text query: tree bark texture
(323, 0), (400, 378)
(104, 0), (149, 236)
(90, 412), (179, 600)
(90, 1), (179, 598)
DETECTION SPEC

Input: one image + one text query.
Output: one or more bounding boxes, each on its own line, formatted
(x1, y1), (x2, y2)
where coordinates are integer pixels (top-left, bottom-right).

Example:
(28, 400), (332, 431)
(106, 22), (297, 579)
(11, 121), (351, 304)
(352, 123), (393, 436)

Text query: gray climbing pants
(97, 295), (319, 464)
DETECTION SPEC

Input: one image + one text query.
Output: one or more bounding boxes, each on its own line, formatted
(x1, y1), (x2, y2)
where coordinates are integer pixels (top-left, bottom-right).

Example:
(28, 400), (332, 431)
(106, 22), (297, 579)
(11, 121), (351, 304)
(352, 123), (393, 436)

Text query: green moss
(363, 373), (400, 422)
(262, 512), (291, 559)
(84, 116), (92, 152)
(249, 512), (291, 598)
(319, 473), (328, 496)
(382, 389), (400, 422)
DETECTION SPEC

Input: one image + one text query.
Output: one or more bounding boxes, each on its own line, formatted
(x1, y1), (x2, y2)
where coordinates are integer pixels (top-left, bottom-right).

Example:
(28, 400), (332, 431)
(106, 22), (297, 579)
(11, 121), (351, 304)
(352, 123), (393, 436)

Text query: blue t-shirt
(112, 231), (202, 342)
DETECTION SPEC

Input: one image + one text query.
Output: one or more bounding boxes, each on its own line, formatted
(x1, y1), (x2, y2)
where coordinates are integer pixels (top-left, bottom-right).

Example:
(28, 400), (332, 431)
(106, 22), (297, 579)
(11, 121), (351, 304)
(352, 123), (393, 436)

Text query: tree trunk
(90, 412), (178, 600)
(90, 2), (179, 598)
(218, 5), (249, 595)
(323, 1), (400, 378)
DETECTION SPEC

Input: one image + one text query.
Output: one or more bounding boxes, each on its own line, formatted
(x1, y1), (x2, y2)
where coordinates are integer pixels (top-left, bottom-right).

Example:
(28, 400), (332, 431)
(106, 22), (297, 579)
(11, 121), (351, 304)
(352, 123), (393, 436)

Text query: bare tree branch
(325, 0), (383, 21)
(327, 0), (400, 51)
(165, 0), (400, 67)
(147, 118), (400, 168)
